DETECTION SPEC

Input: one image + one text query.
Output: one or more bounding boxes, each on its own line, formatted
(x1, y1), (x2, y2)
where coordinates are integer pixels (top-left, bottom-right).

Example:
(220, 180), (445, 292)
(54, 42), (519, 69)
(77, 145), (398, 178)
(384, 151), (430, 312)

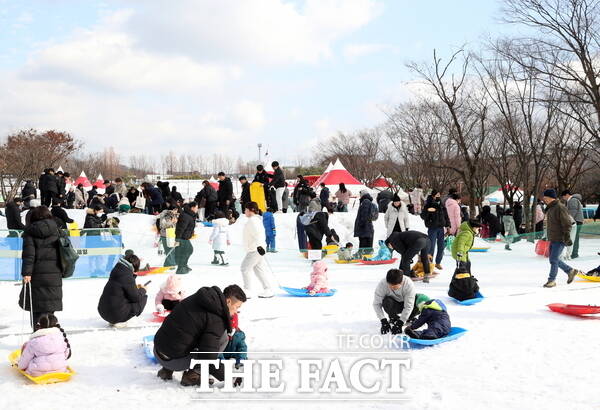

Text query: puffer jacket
(451, 222), (475, 262)
(306, 260), (329, 293)
(354, 193), (375, 238)
(384, 202), (410, 237)
(209, 218), (230, 252)
(565, 194), (584, 223)
(243, 215), (266, 252)
(155, 274), (187, 306)
(18, 327), (69, 377)
(367, 240), (393, 261)
(445, 198), (462, 235)
(408, 299), (451, 336)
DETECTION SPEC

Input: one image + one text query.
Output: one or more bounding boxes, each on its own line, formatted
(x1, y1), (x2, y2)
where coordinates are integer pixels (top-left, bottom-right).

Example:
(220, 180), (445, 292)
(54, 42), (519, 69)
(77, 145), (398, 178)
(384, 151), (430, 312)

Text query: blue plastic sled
(143, 335), (157, 363)
(201, 221), (214, 227)
(406, 327), (468, 348)
(451, 292), (484, 306)
(281, 287), (336, 297)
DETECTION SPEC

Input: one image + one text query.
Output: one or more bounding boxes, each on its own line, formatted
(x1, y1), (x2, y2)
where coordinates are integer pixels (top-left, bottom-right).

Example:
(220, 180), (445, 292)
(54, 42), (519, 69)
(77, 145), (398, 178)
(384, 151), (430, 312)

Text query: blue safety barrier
(0, 229), (123, 281)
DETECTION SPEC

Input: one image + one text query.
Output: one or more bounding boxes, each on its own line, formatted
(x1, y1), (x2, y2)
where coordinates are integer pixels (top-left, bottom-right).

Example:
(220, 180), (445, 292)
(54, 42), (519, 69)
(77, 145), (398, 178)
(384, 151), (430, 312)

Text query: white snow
(0, 211), (599, 409)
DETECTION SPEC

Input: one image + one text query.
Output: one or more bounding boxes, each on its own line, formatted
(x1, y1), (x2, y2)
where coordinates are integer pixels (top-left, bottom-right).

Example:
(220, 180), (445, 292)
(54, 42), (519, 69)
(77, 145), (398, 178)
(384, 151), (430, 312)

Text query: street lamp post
(258, 143), (262, 164)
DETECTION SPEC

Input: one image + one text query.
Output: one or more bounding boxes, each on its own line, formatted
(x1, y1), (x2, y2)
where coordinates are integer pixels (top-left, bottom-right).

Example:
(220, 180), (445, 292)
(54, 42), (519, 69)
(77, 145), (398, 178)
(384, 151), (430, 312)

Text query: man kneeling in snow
(154, 284), (246, 386)
(373, 269), (417, 335)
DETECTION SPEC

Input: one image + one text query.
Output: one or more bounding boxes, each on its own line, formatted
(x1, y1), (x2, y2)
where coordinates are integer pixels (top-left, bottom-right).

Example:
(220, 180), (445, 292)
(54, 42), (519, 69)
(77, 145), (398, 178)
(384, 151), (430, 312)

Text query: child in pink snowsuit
(155, 274), (187, 312)
(18, 313), (71, 377)
(305, 260), (330, 295)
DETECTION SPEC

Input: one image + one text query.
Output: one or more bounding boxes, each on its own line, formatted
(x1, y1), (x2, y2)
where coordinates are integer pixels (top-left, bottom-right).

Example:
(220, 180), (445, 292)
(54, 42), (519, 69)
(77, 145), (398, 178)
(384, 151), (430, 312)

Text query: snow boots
(180, 369), (200, 386)
(157, 367), (173, 381)
(567, 269), (581, 284)
(543, 280), (556, 288)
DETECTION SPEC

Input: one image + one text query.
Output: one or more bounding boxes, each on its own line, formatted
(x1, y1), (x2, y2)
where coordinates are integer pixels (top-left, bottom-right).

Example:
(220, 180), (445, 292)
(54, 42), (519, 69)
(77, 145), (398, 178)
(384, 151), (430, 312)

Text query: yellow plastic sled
(577, 273), (600, 282)
(9, 349), (75, 384)
(250, 182), (267, 212)
(67, 222), (80, 237)
(335, 259), (360, 264)
(323, 244), (340, 256)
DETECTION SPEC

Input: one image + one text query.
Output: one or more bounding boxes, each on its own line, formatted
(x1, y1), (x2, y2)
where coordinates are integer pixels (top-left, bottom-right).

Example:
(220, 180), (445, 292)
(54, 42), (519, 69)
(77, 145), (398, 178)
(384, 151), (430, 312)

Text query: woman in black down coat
(97, 251), (148, 326)
(19, 206), (65, 329)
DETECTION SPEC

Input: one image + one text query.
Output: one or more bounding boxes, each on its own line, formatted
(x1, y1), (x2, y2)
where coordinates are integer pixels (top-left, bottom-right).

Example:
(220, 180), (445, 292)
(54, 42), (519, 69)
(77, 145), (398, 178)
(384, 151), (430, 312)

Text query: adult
(126, 186), (140, 209)
(373, 269), (416, 335)
(513, 202), (523, 232)
(65, 186), (76, 209)
(51, 198), (74, 230)
(195, 181), (218, 221)
(174, 202), (198, 275)
(87, 186), (97, 206)
(55, 171), (66, 201)
(384, 194), (410, 238)
(143, 183), (165, 214)
(296, 213), (308, 251)
(97, 251), (147, 327)
(6, 197), (25, 232)
(170, 186), (183, 203)
(421, 190), (448, 269)
(18, 206), (65, 329)
(409, 185), (426, 215)
(376, 189), (394, 214)
(308, 191), (321, 212)
(238, 176), (251, 212)
(445, 192), (462, 236)
(478, 205), (501, 240)
(104, 180), (115, 196)
(84, 204), (106, 230)
(334, 183), (352, 212)
(154, 285), (246, 386)
(319, 183), (330, 210)
(217, 172), (233, 213)
(157, 181), (170, 202)
(354, 190), (376, 256)
(561, 190), (584, 259)
(534, 200), (545, 235)
(39, 169), (59, 207)
(254, 165), (271, 208)
(270, 161), (286, 212)
(385, 231), (432, 281)
(114, 178), (128, 197)
(542, 189), (582, 288)
(441, 187), (458, 207)
(74, 184), (88, 209)
(292, 175), (311, 213)
(240, 202), (273, 298)
(21, 180), (37, 209)
(304, 204), (337, 250)
(282, 185), (290, 213)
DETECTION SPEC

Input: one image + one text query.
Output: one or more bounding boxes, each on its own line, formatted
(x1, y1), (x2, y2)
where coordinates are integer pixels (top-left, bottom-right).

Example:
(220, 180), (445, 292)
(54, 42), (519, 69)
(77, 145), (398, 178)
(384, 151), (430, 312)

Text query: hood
(29, 328), (66, 354)
(420, 299), (447, 313)
(572, 194), (582, 201)
(213, 217), (229, 227)
(459, 221), (474, 234)
(25, 219), (59, 239)
(161, 274), (182, 293)
(312, 260), (328, 274)
(360, 193), (373, 202)
(193, 286), (232, 333)
(112, 256), (134, 277)
(481, 205), (491, 215)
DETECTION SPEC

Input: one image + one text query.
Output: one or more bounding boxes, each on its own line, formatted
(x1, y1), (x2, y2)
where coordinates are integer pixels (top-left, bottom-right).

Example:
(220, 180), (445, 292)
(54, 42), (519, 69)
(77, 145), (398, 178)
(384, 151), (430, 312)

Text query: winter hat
(359, 189), (369, 197)
(415, 293), (430, 312)
(392, 194), (401, 202)
(543, 189), (557, 199)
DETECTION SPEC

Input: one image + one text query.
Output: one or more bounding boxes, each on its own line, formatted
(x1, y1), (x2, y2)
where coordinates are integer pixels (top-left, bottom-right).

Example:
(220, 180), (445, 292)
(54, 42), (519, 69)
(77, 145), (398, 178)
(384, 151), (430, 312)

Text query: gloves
(565, 239), (573, 247)
(380, 318), (391, 335)
(390, 319), (404, 335)
(257, 246), (266, 256)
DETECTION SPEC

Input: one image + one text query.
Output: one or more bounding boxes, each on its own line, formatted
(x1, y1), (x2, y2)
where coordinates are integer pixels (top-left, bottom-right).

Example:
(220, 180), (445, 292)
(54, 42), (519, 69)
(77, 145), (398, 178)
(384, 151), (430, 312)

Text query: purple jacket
(18, 327), (69, 376)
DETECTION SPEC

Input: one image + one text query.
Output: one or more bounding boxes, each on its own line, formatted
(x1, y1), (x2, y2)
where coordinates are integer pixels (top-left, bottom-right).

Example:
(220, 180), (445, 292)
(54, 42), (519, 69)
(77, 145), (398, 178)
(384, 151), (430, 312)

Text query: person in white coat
(240, 202), (274, 298)
(209, 211), (231, 266)
(384, 194), (410, 239)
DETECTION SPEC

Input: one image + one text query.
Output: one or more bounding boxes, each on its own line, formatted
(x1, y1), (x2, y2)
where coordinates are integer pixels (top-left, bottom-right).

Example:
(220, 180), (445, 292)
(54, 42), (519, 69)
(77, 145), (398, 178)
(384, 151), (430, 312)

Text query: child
(364, 240), (392, 261)
(412, 255), (438, 279)
(18, 313), (71, 377)
(503, 208), (518, 250)
(263, 207), (276, 253)
(449, 220), (481, 300)
(337, 242), (354, 261)
(155, 274), (187, 313)
(218, 313), (248, 367)
(586, 266), (600, 276)
(404, 298), (451, 340)
(305, 260), (330, 295)
(209, 211), (231, 265)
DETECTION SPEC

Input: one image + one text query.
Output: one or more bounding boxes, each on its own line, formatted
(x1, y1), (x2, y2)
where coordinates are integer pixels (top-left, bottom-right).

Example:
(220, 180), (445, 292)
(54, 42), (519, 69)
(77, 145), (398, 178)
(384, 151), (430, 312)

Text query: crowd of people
(5, 162), (594, 386)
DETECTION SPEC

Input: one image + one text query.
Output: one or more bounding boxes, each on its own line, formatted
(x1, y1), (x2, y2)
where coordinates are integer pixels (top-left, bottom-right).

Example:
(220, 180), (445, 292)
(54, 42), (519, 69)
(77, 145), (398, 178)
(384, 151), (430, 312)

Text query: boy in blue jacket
(263, 207), (276, 253)
(404, 299), (451, 340)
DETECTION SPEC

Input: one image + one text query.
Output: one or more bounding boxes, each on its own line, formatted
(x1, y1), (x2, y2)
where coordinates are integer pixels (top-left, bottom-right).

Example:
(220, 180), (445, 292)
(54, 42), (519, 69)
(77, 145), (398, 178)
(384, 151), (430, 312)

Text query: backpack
(370, 202), (379, 221)
(448, 264), (479, 301)
(57, 230), (79, 278)
(300, 211), (317, 226)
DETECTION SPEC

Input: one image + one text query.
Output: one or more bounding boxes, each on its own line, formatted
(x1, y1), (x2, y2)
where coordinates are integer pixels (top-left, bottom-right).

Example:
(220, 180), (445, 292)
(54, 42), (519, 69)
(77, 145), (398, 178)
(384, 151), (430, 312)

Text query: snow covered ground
(0, 211), (599, 410)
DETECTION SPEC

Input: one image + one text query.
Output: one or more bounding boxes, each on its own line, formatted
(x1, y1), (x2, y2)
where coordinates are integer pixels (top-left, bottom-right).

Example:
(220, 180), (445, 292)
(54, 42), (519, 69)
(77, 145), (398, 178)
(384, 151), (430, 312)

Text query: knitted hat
(415, 293), (430, 312)
(543, 189), (557, 199)
(392, 194), (401, 202)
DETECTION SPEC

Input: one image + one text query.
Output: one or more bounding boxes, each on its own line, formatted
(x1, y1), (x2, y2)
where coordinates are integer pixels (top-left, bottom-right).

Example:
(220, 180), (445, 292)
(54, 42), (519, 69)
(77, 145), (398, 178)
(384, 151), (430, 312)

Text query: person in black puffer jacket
(18, 206), (65, 329)
(304, 204), (338, 250)
(478, 205), (501, 240)
(174, 202), (198, 275)
(51, 198), (74, 230)
(217, 173), (233, 213)
(385, 231), (432, 280)
(376, 189), (394, 214)
(97, 251), (147, 326)
(84, 204), (107, 232)
(6, 198), (25, 232)
(421, 190), (449, 269)
(354, 190), (376, 256)
(154, 284), (247, 386)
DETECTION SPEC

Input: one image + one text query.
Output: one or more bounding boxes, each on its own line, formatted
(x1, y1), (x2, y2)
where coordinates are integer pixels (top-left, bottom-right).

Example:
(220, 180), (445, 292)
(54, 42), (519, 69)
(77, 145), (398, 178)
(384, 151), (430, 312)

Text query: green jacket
(452, 221), (475, 262)
(545, 199), (572, 243)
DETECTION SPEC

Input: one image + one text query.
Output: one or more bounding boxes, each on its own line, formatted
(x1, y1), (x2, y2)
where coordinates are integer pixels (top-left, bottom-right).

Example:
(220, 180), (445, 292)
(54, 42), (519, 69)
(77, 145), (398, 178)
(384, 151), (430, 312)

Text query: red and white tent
(74, 171), (92, 189)
(93, 174), (106, 189)
(315, 159), (368, 194)
(371, 175), (393, 189)
(208, 176), (219, 190)
(311, 162), (333, 189)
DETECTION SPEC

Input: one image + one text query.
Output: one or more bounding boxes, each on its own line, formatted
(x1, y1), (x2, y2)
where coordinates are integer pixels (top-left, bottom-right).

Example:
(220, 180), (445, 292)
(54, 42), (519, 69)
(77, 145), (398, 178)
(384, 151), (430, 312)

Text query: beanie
(543, 189), (557, 199)
(415, 293), (430, 312)
(392, 194), (401, 202)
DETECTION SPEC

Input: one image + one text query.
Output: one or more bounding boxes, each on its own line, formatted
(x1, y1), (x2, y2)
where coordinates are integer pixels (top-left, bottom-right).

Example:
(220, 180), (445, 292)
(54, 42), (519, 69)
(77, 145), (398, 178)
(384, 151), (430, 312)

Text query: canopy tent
(56, 166), (64, 173)
(208, 176), (219, 190)
(93, 174), (106, 189)
(74, 171), (92, 189)
(315, 159), (368, 194)
(370, 175), (394, 190)
(484, 186), (524, 204)
(311, 162), (333, 188)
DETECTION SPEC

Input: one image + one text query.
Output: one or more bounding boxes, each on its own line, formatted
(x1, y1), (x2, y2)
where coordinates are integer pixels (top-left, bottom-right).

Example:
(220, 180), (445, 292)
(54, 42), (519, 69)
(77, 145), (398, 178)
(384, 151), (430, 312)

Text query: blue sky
(0, 0), (518, 166)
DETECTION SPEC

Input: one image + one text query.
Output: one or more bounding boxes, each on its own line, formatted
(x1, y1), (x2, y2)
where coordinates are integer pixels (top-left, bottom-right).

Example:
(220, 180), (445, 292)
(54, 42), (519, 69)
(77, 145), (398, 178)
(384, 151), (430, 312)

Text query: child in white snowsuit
(503, 209), (518, 251)
(337, 242), (354, 261)
(209, 211), (231, 266)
